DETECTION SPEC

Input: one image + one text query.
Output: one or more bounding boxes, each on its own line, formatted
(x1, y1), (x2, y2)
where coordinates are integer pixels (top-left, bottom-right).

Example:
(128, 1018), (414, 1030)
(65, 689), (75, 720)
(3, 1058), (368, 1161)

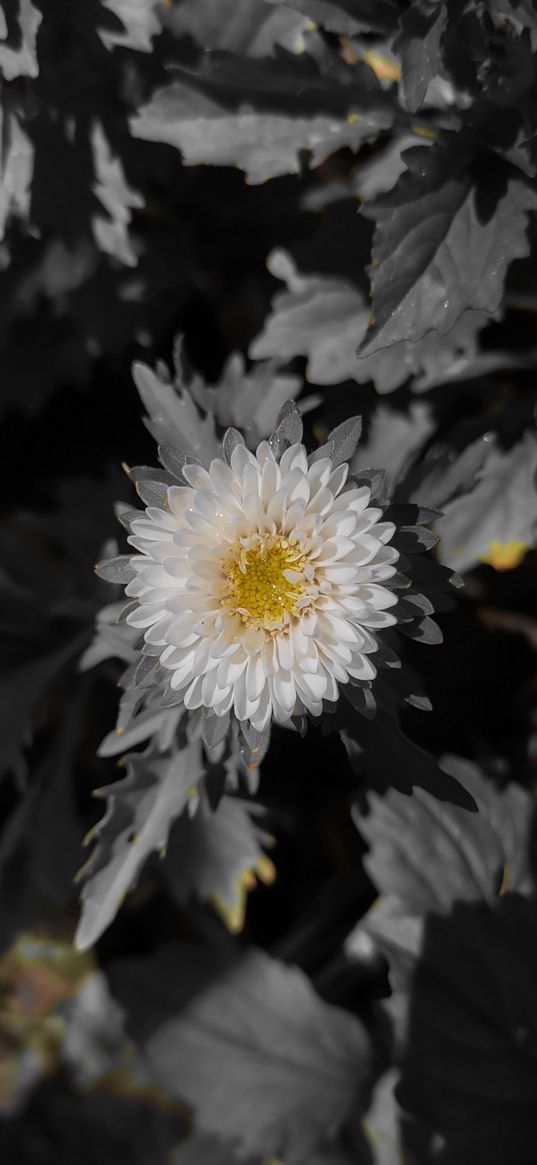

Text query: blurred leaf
(165, 795), (275, 932)
(165, 0), (308, 55)
(361, 1069), (404, 1165)
(75, 740), (205, 951)
(487, 0), (537, 33)
(398, 895), (537, 1165)
(131, 51), (393, 183)
(0, 934), (92, 1113)
(0, 108), (33, 239)
(360, 138), (537, 356)
(91, 121), (144, 266)
(352, 403), (433, 494)
(408, 433), (495, 512)
(263, 0), (400, 36)
(114, 944), (372, 1160)
(99, 0), (162, 51)
(189, 351), (303, 446)
(0, 0), (42, 80)
(437, 431), (537, 572)
(171, 1132), (257, 1165)
(61, 968), (135, 1086)
(0, 1073), (185, 1163)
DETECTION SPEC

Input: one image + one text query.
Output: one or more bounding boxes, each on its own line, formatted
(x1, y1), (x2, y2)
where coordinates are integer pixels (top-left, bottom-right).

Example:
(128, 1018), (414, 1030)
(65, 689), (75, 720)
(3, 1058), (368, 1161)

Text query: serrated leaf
(250, 250), (369, 383)
(165, 795), (275, 932)
(131, 53), (393, 183)
(75, 741), (204, 950)
(98, 701), (183, 756)
(132, 360), (220, 464)
(356, 757), (532, 918)
(398, 895), (537, 1165)
(250, 250), (489, 392)
(437, 431), (537, 572)
(360, 139), (537, 356)
(190, 351), (302, 445)
(392, 525), (439, 554)
(114, 944), (372, 1159)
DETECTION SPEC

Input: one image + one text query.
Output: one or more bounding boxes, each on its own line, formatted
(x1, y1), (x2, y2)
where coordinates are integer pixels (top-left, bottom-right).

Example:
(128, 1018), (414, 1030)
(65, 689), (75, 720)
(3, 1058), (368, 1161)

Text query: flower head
(124, 439), (399, 731)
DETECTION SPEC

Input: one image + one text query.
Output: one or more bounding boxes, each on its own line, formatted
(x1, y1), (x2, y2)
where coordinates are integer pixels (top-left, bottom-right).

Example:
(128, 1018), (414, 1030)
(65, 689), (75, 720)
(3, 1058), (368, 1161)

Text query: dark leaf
(398, 895), (537, 1165)
(360, 140), (537, 355)
(394, 3), (448, 114)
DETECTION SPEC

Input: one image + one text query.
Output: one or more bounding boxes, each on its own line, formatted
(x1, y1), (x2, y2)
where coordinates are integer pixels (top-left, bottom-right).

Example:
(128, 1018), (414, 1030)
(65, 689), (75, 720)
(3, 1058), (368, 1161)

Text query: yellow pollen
(221, 538), (307, 629)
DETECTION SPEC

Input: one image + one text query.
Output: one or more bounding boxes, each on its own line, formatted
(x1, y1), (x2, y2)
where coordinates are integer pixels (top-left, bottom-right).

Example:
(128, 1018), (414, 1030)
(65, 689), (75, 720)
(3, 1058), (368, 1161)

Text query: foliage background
(1, 0), (537, 1162)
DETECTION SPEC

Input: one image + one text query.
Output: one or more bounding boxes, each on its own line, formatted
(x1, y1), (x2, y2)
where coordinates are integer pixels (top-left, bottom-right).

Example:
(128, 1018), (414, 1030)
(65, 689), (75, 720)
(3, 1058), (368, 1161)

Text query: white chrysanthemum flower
(124, 441), (399, 731)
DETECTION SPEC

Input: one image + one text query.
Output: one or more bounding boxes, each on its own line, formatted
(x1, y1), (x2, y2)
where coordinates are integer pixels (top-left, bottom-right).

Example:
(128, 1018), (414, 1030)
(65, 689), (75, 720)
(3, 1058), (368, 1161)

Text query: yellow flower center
(221, 538), (306, 629)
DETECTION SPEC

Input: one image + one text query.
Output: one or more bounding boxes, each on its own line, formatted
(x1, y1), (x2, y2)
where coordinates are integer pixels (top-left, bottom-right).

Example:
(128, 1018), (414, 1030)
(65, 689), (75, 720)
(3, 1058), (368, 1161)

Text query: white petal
(182, 464), (212, 491)
(230, 444), (258, 475)
(144, 506), (177, 530)
(246, 655), (266, 700)
(347, 654), (377, 681)
(167, 486), (194, 515)
(127, 603), (166, 628)
(271, 670), (296, 714)
(359, 609), (398, 628)
(327, 463), (348, 496)
(184, 675), (205, 709)
(280, 443), (308, 476)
